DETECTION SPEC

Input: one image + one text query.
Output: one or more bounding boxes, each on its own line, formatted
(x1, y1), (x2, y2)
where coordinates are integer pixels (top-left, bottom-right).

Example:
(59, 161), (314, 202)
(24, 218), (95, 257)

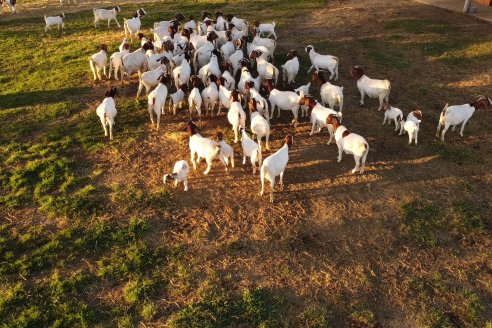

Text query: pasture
(0, 0), (491, 326)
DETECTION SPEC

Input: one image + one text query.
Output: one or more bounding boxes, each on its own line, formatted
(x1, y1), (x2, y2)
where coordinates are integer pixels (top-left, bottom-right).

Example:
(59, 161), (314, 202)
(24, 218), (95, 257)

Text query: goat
(137, 57), (171, 98)
(118, 37), (129, 52)
(163, 160), (190, 191)
(45, 13), (65, 32)
(201, 75), (219, 117)
(172, 51), (192, 89)
(295, 82), (311, 118)
(228, 90), (247, 143)
(198, 51), (222, 86)
(399, 109), (422, 135)
(89, 44), (108, 81)
(96, 87), (117, 140)
(168, 83), (188, 115)
(93, 6), (121, 28)
(326, 115), (369, 174)
(188, 76), (202, 118)
(124, 8), (146, 41)
(226, 14), (248, 31)
(252, 28), (276, 62)
(382, 103), (404, 132)
(350, 66), (391, 111)
(241, 128), (262, 175)
(437, 97), (491, 141)
(215, 132), (234, 170)
(147, 74), (170, 129)
(121, 41), (153, 81)
(281, 50), (299, 85)
(250, 50), (279, 85)
(254, 20), (276, 40)
(299, 95), (339, 144)
(184, 15), (197, 31)
(311, 71), (343, 113)
(305, 45), (339, 80)
(185, 120), (225, 174)
(260, 135), (292, 203)
(193, 31), (219, 73)
(249, 99), (271, 150)
(220, 63), (236, 89)
(244, 81), (269, 122)
(263, 79), (302, 127)
(109, 43), (130, 80)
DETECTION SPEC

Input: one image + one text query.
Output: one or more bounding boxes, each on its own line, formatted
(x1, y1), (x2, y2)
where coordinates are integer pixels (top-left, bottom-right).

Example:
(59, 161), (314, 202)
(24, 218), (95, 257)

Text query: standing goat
(249, 99), (270, 150)
(382, 103), (404, 132)
(147, 74), (170, 129)
(281, 50), (299, 85)
(109, 43), (130, 80)
(311, 71), (343, 113)
(124, 8), (146, 41)
(350, 66), (390, 111)
(168, 84), (188, 115)
(326, 115), (369, 174)
(215, 132), (235, 171)
(305, 45), (339, 80)
(185, 121), (225, 175)
(163, 160), (190, 191)
(227, 90), (247, 143)
(299, 95), (340, 144)
(96, 87), (117, 140)
(241, 128), (262, 175)
(260, 135), (292, 203)
(45, 13), (65, 32)
(436, 97), (490, 141)
(254, 20), (276, 40)
(188, 76), (202, 118)
(89, 44), (108, 81)
(93, 6), (121, 28)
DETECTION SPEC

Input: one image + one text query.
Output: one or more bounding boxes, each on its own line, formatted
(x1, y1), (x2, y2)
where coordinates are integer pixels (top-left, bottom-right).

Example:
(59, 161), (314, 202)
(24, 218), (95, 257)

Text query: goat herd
(21, 3), (492, 202)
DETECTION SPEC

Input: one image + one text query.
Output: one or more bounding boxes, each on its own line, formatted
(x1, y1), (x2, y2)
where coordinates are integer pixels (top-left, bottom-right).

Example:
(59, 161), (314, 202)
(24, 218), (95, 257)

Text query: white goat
(188, 76), (202, 118)
(305, 45), (339, 80)
(326, 115), (369, 174)
(109, 44), (129, 80)
(382, 103), (404, 132)
(311, 71), (343, 113)
(228, 91), (247, 143)
(96, 87), (117, 140)
(137, 57), (170, 98)
(252, 29), (276, 61)
(350, 66), (391, 111)
(244, 81), (269, 122)
(185, 121), (225, 175)
(299, 95), (339, 144)
(249, 99), (270, 150)
(163, 160), (190, 191)
(201, 75), (219, 116)
(295, 82), (311, 118)
(264, 80), (302, 127)
(226, 14), (248, 32)
(124, 8), (146, 41)
(198, 51), (221, 86)
(250, 50), (279, 84)
(436, 97), (491, 141)
(172, 52), (191, 90)
(44, 13), (65, 32)
(281, 50), (299, 85)
(399, 109), (422, 135)
(118, 37), (129, 52)
(168, 83), (188, 115)
(260, 135), (292, 203)
(93, 6), (121, 28)
(215, 131), (234, 170)
(254, 20), (276, 40)
(121, 42), (152, 80)
(89, 44), (108, 81)
(241, 129), (262, 175)
(147, 74), (170, 130)
(403, 120), (419, 145)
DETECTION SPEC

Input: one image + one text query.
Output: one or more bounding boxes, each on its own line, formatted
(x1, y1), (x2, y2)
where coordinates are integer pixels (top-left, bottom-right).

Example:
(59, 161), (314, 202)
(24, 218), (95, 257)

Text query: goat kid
(96, 87), (117, 140)
(163, 160), (190, 191)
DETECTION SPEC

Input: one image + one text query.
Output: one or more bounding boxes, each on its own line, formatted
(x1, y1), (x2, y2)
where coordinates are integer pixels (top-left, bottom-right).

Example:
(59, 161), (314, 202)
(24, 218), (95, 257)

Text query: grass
(1, 0), (491, 326)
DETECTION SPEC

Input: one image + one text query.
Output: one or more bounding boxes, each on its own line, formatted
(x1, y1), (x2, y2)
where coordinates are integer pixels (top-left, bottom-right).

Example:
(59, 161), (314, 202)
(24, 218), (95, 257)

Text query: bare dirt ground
(3, 0), (491, 325)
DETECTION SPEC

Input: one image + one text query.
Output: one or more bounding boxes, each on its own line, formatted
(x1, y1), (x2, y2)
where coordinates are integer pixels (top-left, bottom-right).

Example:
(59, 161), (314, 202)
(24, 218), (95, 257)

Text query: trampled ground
(0, 0), (491, 327)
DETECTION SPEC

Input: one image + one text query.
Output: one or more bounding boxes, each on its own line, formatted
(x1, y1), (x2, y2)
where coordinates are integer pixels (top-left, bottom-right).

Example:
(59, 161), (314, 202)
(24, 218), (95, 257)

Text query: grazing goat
(437, 97), (491, 141)
(185, 120), (225, 175)
(147, 74), (170, 129)
(260, 135), (292, 203)
(188, 76), (202, 118)
(299, 95), (339, 144)
(96, 87), (117, 140)
(45, 13), (65, 32)
(163, 160), (190, 191)
(1, 0), (16, 13)
(305, 45), (339, 80)
(282, 50), (299, 85)
(311, 71), (343, 113)
(168, 84), (188, 115)
(215, 132), (235, 170)
(254, 20), (276, 40)
(350, 66), (390, 111)
(109, 43), (130, 80)
(326, 115), (369, 174)
(89, 44), (108, 81)
(124, 8), (146, 41)
(241, 128), (262, 175)
(382, 103), (404, 132)
(93, 6), (121, 28)
(249, 99), (271, 150)
(228, 90), (247, 143)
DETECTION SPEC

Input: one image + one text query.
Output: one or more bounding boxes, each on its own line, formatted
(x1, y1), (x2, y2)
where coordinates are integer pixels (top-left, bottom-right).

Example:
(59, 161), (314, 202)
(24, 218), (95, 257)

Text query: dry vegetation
(0, 0), (491, 327)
